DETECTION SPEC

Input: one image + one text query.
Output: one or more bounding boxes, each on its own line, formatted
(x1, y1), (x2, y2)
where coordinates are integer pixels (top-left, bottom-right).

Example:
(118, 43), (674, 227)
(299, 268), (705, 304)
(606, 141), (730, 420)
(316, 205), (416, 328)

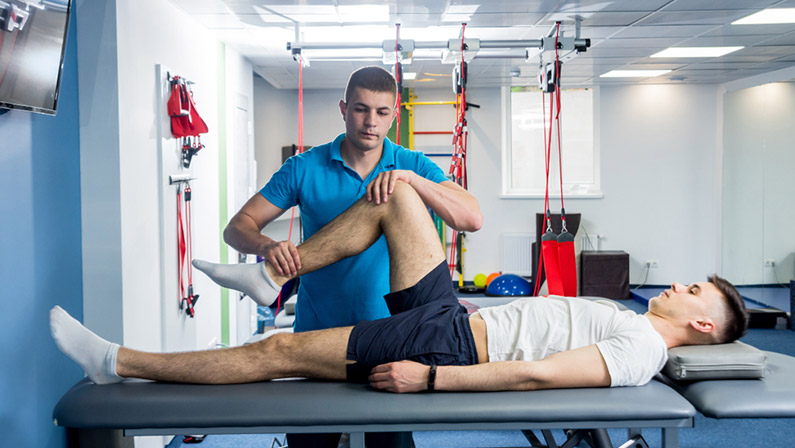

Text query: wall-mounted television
(0, 0), (71, 116)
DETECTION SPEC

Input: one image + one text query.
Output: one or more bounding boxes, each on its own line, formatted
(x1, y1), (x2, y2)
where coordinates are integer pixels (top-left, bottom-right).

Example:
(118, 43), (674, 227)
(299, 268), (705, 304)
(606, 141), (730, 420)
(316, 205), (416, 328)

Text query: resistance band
(177, 182), (199, 317)
(448, 23), (469, 278)
(534, 23), (577, 297)
(394, 24), (402, 145)
(271, 55), (309, 312)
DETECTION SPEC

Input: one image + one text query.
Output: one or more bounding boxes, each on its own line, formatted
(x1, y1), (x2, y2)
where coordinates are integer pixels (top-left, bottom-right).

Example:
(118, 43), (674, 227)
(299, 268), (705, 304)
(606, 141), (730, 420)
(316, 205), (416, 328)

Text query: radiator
(503, 233), (533, 276)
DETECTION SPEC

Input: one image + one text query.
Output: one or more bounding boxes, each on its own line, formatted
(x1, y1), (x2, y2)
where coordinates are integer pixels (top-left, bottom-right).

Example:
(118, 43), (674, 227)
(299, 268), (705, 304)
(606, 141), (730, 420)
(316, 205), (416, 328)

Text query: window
(502, 86), (601, 198)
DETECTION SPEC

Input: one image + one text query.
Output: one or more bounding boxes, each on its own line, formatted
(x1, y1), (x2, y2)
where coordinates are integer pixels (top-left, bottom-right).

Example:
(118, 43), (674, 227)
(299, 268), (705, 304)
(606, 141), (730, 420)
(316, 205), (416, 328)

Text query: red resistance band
(394, 24), (402, 145)
(177, 183), (199, 317)
(535, 23), (577, 298)
(272, 58), (308, 312)
(448, 23), (469, 277)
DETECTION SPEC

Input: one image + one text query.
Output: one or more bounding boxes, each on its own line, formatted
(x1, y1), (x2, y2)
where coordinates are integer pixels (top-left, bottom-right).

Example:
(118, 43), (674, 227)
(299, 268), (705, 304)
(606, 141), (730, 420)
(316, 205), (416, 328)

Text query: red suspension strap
(534, 22), (577, 297)
(394, 23), (402, 145)
(448, 23), (469, 277)
(178, 182), (199, 317)
(273, 55), (308, 312)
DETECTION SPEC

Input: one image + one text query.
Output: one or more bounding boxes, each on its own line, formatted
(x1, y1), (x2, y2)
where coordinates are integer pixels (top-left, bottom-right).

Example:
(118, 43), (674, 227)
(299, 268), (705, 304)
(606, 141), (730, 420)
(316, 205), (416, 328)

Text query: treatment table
(53, 296), (795, 448)
(54, 376), (695, 448)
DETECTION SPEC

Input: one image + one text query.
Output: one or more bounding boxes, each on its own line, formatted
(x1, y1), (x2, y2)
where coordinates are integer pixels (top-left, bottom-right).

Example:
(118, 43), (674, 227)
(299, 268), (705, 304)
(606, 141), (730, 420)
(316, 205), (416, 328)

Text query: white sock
(49, 306), (122, 385)
(192, 259), (280, 307)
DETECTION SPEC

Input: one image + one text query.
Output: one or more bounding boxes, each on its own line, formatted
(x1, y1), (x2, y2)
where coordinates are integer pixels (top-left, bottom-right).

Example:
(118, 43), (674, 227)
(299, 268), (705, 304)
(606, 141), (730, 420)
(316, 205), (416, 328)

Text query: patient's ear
(689, 318), (715, 334)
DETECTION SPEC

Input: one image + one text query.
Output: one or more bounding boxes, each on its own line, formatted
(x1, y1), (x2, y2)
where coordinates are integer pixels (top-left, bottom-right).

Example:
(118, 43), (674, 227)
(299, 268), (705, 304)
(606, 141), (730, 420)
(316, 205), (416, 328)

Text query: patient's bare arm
(369, 345), (611, 393)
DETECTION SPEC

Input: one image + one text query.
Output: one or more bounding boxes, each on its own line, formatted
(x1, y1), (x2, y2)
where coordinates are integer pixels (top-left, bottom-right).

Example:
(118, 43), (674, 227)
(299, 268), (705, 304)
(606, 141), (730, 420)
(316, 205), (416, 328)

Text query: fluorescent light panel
(403, 72), (417, 80)
(651, 47), (743, 58)
(263, 5), (388, 23)
(304, 48), (382, 59)
(600, 70), (671, 78)
(733, 8), (795, 25)
(337, 5), (389, 23)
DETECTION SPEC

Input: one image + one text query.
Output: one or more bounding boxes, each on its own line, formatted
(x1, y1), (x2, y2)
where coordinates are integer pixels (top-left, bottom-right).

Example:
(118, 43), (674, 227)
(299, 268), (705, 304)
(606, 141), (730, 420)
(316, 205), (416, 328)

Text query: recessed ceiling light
(600, 70), (672, 78)
(650, 47), (743, 58)
(733, 8), (795, 25)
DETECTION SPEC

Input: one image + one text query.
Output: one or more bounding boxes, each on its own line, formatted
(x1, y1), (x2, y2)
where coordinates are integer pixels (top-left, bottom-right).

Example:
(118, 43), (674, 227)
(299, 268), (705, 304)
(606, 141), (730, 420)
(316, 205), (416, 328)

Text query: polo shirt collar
(331, 133), (397, 170)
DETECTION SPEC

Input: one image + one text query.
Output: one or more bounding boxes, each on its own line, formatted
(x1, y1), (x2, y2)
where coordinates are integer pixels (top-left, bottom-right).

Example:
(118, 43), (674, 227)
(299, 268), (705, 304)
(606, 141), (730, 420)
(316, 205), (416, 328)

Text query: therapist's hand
(369, 360), (430, 393)
(262, 240), (300, 277)
(366, 170), (416, 205)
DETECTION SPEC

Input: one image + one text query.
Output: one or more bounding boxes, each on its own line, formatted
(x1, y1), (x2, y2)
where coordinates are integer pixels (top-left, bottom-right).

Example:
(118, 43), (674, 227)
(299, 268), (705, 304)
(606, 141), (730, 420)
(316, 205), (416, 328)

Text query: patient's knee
(388, 180), (423, 207)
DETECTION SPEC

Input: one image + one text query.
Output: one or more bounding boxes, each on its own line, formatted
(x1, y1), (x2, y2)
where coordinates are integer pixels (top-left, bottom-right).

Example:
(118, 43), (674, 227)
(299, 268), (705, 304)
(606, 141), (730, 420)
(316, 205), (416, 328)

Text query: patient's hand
(368, 360), (429, 393)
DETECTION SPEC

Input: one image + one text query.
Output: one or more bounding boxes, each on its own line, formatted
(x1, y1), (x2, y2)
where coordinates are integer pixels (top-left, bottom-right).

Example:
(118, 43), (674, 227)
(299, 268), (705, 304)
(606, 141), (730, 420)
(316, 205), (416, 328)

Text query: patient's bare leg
(288, 180), (446, 291)
(117, 327), (353, 384)
(195, 181), (446, 298)
(51, 303), (353, 384)
(51, 182), (446, 385)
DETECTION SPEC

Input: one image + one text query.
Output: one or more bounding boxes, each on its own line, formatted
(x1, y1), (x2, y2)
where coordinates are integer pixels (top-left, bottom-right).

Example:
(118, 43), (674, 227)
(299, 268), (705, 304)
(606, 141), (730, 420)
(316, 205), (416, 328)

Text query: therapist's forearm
(410, 177), (483, 232)
(223, 214), (277, 257)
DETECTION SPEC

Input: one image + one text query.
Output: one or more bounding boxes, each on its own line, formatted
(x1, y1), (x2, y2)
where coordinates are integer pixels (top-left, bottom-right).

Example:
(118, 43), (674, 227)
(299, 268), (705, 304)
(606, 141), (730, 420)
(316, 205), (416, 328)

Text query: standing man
(221, 66), (482, 447)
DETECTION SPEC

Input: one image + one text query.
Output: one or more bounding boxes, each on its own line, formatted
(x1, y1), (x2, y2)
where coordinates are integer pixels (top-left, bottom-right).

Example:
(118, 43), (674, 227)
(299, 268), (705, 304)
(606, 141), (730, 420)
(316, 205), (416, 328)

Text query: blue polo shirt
(261, 133), (448, 332)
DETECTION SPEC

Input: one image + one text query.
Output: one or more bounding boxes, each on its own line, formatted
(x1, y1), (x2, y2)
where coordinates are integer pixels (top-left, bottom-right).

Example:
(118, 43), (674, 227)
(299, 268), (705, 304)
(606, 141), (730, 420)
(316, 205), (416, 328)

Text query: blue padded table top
(668, 351), (795, 419)
(53, 377), (694, 434)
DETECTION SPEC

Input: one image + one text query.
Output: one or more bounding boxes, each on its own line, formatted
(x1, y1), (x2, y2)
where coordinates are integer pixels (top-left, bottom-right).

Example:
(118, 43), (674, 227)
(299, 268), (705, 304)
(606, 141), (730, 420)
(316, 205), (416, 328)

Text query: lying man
(51, 181), (749, 392)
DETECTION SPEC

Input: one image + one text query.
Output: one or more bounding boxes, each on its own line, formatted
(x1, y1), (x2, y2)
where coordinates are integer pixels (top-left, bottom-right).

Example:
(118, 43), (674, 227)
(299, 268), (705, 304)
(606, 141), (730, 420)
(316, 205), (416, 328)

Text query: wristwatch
(427, 365), (437, 391)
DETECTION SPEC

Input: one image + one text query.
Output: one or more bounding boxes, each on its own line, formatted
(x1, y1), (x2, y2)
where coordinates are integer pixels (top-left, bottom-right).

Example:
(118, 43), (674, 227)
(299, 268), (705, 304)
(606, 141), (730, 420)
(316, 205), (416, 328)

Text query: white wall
(254, 81), (722, 286)
(722, 81), (795, 285)
(78, 4), (253, 446)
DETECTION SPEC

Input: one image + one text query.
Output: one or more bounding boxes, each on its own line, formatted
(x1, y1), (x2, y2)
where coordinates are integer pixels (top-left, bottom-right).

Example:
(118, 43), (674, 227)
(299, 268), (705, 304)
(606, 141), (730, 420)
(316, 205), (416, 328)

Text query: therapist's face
(339, 87), (397, 153)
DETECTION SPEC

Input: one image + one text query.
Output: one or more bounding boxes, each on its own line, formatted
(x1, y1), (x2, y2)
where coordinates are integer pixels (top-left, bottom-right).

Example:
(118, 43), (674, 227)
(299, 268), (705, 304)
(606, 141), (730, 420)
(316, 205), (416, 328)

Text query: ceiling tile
(703, 23), (795, 37)
(576, 11), (653, 27)
(636, 10), (757, 26)
(663, 0), (780, 11)
(612, 24), (720, 38)
(595, 37), (684, 48)
(755, 32), (795, 46)
(678, 34), (777, 47)
(169, 0), (229, 14)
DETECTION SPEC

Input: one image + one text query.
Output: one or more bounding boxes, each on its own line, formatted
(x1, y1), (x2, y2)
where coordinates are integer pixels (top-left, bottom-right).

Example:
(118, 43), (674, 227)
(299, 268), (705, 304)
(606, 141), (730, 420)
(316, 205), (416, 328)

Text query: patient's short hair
(709, 274), (749, 344)
(344, 66), (397, 103)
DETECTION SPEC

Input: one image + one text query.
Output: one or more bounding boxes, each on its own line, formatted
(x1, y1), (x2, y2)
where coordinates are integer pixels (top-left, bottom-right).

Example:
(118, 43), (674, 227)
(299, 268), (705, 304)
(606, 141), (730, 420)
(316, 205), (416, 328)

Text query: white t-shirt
(477, 296), (668, 387)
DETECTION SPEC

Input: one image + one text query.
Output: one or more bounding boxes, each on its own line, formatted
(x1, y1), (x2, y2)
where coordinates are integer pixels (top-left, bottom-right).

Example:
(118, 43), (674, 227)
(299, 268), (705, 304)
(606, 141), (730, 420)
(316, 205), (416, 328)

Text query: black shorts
(346, 261), (478, 382)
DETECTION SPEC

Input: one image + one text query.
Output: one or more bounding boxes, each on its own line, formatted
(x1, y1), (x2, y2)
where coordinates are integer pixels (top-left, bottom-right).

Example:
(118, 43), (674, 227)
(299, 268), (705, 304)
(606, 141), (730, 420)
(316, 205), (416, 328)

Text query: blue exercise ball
(486, 274), (532, 296)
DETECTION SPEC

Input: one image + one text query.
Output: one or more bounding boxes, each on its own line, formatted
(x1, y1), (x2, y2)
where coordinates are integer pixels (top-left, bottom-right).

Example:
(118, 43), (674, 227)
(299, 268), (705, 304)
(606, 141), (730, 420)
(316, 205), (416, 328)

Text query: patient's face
(648, 281), (722, 320)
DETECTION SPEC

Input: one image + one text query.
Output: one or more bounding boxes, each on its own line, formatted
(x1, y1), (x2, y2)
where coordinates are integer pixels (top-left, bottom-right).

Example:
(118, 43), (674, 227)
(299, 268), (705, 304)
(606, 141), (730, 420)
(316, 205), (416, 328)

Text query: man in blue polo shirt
(219, 66), (482, 447)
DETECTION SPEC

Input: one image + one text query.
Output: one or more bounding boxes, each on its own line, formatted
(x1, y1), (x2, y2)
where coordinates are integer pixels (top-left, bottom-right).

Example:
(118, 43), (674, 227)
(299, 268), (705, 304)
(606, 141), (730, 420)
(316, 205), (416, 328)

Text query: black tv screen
(0, 0), (71, 115)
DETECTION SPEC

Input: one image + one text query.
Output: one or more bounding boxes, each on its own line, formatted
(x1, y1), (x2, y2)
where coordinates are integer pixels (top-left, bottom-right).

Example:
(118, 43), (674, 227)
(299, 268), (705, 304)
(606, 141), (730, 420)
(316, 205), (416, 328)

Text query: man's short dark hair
(344, 66), (397, 103)
(708, 274), (749, 343)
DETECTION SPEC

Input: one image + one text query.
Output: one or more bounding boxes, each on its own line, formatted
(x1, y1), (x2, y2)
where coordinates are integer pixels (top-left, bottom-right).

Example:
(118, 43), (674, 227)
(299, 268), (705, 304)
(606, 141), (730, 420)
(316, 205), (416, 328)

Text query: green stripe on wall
(218, 42), (229, 346)
(387, 88), (410, 146)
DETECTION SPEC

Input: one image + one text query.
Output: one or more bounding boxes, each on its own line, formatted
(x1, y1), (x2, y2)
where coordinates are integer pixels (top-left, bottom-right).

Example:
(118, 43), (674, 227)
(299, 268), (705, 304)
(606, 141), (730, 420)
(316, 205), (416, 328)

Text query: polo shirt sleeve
(400, 149), (448, 184)
(259, 156), (299, 210)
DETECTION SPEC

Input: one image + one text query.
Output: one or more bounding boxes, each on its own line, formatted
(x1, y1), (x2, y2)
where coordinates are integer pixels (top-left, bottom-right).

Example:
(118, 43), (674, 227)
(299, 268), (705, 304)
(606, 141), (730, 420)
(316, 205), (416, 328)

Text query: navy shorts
(346, 261), (478, 382)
